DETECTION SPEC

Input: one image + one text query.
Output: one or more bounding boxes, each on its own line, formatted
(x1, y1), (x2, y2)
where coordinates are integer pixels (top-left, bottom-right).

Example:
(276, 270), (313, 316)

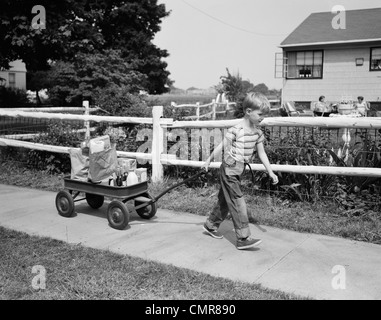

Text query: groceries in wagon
(108, 160), (146, 187)
(87, 135), (118, 182)
(68, 148), (89, 181)
(135, 168), (148, 183)
(68, 134), (146, 187)
(118, 158), (137, 173)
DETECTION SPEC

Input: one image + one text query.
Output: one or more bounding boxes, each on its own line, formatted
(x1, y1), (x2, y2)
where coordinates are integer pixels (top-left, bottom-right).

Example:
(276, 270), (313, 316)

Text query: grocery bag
(68, 148), (89, 181)
(88, 144), (118, 182)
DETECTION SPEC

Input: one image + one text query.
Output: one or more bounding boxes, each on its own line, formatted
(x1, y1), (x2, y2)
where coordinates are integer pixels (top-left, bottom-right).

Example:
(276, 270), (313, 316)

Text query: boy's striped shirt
(224, 122), (265, 173)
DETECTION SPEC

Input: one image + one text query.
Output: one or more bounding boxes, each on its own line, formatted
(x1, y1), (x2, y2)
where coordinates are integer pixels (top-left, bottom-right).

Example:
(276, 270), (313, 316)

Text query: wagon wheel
(135, 193), (157, 219)
(55, 190), (75, 217)
(86, 193), (104, 209)
(107, 200), (129, 230)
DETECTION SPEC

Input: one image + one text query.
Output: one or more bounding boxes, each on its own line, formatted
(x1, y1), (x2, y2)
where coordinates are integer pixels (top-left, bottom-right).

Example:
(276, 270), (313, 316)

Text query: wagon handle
(151, 170), (207, 203)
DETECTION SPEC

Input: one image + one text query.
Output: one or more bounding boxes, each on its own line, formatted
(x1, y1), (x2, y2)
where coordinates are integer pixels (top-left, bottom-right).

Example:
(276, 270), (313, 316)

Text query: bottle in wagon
(122, 172), (128, 187)
(116, 167), (123, 187)
(126, 168), (138, 186)
(109, 175), (115, 186)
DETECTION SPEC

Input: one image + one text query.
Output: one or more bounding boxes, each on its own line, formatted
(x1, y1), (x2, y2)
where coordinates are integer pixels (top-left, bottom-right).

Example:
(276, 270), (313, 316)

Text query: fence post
(196, 102), (200, 121)
(212, 99), (216, 120)
(151, 105), (164, 182)
(83, 100), (90, 140)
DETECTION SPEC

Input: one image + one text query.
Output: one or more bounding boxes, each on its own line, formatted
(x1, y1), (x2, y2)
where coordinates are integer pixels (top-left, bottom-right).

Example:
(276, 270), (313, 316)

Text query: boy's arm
(256, 142), (278, 184)
(202, 137), (229, 171)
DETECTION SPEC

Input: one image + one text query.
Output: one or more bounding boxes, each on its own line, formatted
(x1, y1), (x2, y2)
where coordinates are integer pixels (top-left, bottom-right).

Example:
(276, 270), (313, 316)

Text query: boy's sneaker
(237, 237), (262, 250)
(203, 224), (223, 239)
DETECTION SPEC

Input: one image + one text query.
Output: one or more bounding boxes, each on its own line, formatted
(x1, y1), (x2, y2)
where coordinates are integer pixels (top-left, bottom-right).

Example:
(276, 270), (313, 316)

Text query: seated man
(313, 96), (332, 117)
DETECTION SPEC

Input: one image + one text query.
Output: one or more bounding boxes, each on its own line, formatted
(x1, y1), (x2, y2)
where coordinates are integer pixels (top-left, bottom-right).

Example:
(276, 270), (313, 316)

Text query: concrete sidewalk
(1, 184), (380, 300)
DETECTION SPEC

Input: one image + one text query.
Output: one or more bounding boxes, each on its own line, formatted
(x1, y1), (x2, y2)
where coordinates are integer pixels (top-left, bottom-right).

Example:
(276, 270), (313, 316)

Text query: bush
(260, 126), (381, 214)
(0, 86), (30, 107)
(27, 122), (84, 174)
(93, 85), (150, 117)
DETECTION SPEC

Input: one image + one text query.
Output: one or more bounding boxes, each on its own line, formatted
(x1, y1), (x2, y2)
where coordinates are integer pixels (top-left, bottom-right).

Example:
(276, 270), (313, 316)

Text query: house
(277, 8), (381, 105)
(0, 60), (27, 90)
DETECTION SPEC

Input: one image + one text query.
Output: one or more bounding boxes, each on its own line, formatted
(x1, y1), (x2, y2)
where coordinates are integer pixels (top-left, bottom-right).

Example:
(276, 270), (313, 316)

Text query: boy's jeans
(205, 163), (251, 239)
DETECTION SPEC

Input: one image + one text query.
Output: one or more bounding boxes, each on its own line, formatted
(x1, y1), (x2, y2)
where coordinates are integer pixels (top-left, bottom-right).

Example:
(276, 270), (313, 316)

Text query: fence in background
(1, 104), (381, 210)
(171, 100), (236, 121)
(1, 106), (381, 179)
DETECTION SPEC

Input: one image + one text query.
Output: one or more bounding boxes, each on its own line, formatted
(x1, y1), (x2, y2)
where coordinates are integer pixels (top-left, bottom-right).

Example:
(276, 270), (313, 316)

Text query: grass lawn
(0, 226), (305, 300)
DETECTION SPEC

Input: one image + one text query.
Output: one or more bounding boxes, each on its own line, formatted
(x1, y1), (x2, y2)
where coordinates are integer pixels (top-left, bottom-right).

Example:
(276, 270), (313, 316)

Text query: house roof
(280, 8), (381, 47)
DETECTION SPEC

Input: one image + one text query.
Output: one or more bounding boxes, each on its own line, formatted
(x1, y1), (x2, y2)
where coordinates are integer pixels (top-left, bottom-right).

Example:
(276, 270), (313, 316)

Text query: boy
(202, 92), (278, 250)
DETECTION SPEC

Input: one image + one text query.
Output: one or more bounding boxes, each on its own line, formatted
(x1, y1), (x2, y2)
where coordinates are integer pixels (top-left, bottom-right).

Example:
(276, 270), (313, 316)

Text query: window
(8, 73), (16, 88)
(370, 47), (381, 71)
(286, 50), (323, 79)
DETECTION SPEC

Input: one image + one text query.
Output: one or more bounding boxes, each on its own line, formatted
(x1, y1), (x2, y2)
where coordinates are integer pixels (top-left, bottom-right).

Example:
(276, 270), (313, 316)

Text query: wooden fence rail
(0, 107), (99, 113)
(171, 99), (236, 121)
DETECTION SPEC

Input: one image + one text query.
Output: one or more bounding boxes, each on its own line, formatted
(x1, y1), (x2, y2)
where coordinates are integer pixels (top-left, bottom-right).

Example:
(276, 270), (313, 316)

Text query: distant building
(276, 8), (381, 104)
(0, 60), (27, 90)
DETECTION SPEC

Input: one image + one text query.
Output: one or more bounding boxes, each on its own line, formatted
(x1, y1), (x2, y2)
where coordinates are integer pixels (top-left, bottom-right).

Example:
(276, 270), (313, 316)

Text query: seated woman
(355, 96), (369, 117)
(313, 96), (332, 117)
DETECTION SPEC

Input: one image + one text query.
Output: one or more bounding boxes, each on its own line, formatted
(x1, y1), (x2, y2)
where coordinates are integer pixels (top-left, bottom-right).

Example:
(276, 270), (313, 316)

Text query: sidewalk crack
(254, 234), (312, 282)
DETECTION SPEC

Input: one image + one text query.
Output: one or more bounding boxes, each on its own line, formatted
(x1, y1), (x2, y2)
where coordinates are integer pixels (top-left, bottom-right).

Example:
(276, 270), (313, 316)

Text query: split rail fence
(1, 104), (381, 183)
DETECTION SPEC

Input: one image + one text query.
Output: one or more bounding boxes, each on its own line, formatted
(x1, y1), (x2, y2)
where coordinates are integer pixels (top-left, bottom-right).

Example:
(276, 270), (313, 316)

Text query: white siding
(283, 47), (381, 103)
(0, 60), (27, 90)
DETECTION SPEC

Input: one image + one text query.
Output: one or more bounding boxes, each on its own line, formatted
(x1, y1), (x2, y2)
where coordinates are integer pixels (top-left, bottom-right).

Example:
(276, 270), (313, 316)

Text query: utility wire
(181, 0), (287, 37)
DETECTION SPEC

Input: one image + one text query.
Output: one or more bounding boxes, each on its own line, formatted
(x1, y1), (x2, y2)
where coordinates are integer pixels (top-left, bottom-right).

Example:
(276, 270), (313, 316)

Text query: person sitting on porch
(355, 96), (369, 117)
(313, 96), (331, 117)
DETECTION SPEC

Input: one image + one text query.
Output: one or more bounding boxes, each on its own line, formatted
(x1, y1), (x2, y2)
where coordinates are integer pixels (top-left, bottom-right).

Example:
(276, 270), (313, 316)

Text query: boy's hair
(242, 92), (270, 113)
(358, 96), (364, 101)
(319, 95), (325, 102)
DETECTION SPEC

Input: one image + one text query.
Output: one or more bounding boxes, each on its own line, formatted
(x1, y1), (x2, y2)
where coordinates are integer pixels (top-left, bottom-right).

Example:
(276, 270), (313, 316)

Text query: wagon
(55, 177), (157, 230)
(55, 171), (206, 230)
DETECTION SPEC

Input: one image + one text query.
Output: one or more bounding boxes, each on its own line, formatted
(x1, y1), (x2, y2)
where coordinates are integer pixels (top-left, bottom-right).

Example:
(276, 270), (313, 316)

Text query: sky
(153, 0), (381, 91)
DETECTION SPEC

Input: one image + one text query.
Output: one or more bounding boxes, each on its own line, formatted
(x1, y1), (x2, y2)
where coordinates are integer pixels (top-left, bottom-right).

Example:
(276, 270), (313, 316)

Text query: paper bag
(68, 148), (89, 181)
(89, 135), (111, 154)
(88, 145), (118, 182)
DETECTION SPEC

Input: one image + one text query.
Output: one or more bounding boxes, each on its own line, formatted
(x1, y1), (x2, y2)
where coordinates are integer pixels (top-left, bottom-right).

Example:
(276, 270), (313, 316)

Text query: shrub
(93, 85), (150, 117)
(328, 129), (381, 214)
(27, 121), (83, 174)
(0, 86), (30, 107)
(259, 126), (381, 213)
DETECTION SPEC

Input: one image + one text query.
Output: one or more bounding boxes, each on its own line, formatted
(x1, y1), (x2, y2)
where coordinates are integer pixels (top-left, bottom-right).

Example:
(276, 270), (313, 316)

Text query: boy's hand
(269, 173), (279, 185)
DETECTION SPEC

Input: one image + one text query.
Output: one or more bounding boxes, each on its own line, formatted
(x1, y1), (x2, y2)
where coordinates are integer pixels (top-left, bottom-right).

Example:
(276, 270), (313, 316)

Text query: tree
(253, 83), (269, 95)
(0, 0), (172, 94)
(217, 68), (256, 118)
(0, 1), (81, 71)
(218, 68), (244, 102)
(93, 85), (150, 117)
(27, 70), (51, 105)
(46, 50), (147, 106)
